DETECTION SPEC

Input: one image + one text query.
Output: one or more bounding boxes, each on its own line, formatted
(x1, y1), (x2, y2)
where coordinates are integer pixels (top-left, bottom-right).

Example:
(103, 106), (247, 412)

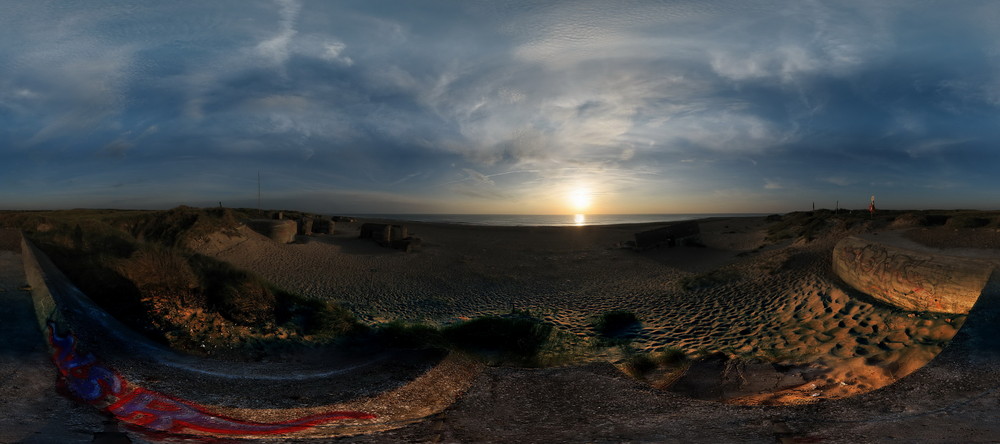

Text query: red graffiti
(107, 387), (373, 435)
(47, 322), (376, 437)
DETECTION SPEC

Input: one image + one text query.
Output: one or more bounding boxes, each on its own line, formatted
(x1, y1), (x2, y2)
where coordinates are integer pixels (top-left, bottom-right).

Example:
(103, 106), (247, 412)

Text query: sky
(3, 1), (1000, 215)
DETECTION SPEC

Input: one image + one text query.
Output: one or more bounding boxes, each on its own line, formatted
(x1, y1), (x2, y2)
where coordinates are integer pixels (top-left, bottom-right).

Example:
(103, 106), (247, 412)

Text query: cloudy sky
(2, 1), (1000, 215)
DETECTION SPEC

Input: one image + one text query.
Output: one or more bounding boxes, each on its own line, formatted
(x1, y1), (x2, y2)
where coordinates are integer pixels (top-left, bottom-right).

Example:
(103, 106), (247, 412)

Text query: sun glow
(568, 188), (593, 212)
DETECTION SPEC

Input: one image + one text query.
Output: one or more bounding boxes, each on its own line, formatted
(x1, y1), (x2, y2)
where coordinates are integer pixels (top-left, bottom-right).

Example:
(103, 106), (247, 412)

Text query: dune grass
(1, 207), (360, 355)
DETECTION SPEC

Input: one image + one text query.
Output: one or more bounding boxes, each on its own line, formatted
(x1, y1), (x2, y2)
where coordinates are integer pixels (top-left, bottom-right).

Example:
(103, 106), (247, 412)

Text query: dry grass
(1, 207), (360, 357)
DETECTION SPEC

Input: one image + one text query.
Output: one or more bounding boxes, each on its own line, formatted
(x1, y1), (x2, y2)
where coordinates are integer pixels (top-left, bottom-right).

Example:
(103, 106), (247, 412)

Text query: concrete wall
(312, 219), (333, 234)
(297, 217), (313, 236)
(833, 235), (992, 314)
(245, 219), (297, 243)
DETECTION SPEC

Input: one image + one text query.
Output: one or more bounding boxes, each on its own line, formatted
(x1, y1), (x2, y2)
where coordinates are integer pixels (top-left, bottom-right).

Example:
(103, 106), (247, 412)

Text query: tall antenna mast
(257, 170), (261, 211)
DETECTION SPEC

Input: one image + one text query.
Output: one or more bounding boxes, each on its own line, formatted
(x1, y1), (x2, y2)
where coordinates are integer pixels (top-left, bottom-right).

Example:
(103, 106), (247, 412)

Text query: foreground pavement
(0, 230), (110, 443)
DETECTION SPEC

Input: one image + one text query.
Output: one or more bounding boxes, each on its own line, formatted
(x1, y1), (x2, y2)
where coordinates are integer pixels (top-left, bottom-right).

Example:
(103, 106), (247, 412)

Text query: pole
(257, 170), (261, 211)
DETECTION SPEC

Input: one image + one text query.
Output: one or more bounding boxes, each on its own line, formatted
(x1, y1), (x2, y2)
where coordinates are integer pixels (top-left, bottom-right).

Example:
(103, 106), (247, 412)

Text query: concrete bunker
(833, 234), (994, 314)
(359, 223), (421, 252)
(244, 219), (297, 244)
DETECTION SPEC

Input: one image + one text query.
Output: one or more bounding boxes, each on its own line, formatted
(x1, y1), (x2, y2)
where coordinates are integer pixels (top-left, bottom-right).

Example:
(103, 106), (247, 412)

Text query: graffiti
(839, 243), (935, 300)
(107, 388), (373, 435)
(47, 321), (376, 437)
(49, 324), (127, 403)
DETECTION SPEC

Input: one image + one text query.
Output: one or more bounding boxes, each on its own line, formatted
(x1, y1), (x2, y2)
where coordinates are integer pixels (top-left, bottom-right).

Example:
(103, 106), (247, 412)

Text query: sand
(191, 215), (965, 404)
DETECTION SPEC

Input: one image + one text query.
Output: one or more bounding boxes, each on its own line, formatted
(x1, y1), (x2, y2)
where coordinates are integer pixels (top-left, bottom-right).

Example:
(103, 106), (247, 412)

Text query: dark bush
(923, 215), (950, 226)
(592, 310), (640, 336)
(951, 216), (990, 228)
(373, 321), (445, 349)
(443, 315), (552, 358)
(625, 353), (657, 376)
(277, 293), (358, 337)
(187, 254), (272, 325)
(656, 347), (688, 365)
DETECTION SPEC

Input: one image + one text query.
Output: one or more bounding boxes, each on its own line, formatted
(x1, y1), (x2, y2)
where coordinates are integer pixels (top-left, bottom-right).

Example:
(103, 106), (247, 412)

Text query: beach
(4, 208), (999, 442)
(193, 213), (964, 404)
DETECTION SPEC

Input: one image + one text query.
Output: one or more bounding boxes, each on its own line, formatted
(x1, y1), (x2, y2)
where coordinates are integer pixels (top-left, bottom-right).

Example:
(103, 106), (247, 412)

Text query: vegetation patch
(679, 270), (739, 291)
(369, 321), (446, 350)
(443, 314), (553, 364)
(948, 215), (991, 229)
(591, 310), (643, 347)
(621, 347), (690, 380)
(0, 207), (360, 358)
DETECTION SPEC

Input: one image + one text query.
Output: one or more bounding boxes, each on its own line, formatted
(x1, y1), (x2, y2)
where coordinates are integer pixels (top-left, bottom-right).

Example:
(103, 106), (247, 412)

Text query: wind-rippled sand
(194, 216), (963, 403)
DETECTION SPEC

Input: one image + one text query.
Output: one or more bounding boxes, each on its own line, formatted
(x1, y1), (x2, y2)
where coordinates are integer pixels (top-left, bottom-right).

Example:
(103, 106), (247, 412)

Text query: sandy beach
(190, 213), (964, 404)
(5, 208), (1000, 442)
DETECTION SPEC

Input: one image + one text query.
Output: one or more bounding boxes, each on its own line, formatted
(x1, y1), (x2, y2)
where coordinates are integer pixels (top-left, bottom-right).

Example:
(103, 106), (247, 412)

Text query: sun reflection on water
(574, 213), (586, 225)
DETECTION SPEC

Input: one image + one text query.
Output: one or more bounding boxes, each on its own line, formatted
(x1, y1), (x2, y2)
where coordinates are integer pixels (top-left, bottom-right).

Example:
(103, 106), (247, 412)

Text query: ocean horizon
(341, 213), (768, 227)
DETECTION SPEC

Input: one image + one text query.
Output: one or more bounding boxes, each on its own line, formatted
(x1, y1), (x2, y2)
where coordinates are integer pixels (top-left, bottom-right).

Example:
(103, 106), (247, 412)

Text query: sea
(343, 213), (767, 227)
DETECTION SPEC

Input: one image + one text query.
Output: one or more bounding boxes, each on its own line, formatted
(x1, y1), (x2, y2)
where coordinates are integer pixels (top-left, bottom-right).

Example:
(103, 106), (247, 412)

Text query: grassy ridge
(0, 207), (358, 356)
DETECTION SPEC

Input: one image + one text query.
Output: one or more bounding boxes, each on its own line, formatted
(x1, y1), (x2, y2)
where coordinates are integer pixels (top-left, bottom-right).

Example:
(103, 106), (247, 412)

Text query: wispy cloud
(256, 0), (301, 66)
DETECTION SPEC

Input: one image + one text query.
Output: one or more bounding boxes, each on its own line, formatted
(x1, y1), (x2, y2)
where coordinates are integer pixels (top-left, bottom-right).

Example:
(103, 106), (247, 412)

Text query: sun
(568, 188), (593, 212)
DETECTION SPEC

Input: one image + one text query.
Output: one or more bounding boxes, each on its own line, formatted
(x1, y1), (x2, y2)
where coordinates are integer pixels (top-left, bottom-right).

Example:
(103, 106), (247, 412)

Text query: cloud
(322, 41), (354, 66)
(461, 168), (496, 186)
(256, 0), (301, 66)
(3, 2), (1000, 213)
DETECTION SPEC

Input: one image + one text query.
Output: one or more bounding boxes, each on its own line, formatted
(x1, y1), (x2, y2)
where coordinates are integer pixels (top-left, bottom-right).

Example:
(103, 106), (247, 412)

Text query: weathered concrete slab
(833, 234), (993, 313)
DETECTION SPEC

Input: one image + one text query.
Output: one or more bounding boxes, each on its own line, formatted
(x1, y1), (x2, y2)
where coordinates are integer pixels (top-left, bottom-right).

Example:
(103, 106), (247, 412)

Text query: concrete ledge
(833, 235), (993, 314)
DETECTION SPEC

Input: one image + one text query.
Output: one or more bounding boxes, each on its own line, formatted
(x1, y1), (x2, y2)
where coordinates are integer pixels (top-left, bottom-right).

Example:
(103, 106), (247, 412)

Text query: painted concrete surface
(0, 230), (107, 443)
(833, 232), (998, 314)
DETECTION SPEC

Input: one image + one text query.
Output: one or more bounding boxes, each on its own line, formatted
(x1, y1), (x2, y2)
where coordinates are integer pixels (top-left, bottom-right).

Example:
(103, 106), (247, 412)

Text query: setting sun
(568, 188), (593, 212)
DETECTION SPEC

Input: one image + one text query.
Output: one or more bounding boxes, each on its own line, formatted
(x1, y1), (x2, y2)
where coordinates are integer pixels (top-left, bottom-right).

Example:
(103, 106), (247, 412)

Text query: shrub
(622, 348), (687, 378)
(373, 321), (445, 349)
(592, 310), (640, 337)
(187, 254), (273, 325)
(443, 315), (552, 358)
(277, 292), (358, 337)
(950, 216), (990, 228)
(624, 353), (657, 376)
(118, 245), (199, 290)
(922, 214), (950, 226)
(187, 253), (359, 335)
(679, 271), (731, 291)
(656, 347), (688, 366)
